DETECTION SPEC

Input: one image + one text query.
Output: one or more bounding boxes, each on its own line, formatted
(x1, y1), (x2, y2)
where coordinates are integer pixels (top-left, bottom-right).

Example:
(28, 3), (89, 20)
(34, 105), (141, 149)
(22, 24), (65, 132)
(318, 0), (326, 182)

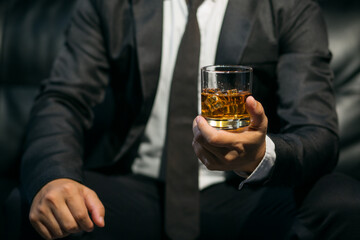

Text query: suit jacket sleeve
(21, 0), (111, 202)
(266, 1), (339, 187)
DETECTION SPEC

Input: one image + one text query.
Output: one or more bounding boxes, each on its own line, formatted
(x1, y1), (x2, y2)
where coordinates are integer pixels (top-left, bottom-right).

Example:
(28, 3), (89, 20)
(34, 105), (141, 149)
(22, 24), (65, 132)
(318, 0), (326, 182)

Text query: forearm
(21, 94), (88, 202)
(20, 0), (110, 203)
(267, 0), (339, 187)
(267, 126), (339, 187)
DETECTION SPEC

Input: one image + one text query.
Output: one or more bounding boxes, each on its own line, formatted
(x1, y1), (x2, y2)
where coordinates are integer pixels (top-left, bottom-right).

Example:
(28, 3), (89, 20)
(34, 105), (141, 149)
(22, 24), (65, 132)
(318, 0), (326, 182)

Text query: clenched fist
(29, 178), (105, 239)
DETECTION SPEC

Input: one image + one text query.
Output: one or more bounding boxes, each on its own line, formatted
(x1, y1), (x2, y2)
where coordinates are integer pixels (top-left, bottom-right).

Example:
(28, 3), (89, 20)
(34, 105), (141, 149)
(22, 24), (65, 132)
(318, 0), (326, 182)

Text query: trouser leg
(298, 173), (360, 240)
(198, 180), (298, 240)
(67, 171), (164, 240)
(8, 171), (301, 240)
(70, 172), (300, 240)
(14, 171), (360, 240)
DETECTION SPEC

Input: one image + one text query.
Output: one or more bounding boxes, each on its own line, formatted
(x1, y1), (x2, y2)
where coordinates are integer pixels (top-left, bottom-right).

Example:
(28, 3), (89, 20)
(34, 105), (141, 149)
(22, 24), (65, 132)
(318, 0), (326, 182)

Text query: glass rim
(201, 65), (253, 74)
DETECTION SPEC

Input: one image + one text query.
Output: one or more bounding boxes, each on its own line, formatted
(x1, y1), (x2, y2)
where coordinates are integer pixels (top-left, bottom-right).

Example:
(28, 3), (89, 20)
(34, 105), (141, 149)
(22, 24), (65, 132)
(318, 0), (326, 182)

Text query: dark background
(0, 0), (359, 236)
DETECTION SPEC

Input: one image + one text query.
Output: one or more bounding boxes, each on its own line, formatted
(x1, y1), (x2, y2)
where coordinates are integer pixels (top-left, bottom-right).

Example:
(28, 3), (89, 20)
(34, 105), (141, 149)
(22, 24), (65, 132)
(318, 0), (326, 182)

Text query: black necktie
(164, 0), (203, 239)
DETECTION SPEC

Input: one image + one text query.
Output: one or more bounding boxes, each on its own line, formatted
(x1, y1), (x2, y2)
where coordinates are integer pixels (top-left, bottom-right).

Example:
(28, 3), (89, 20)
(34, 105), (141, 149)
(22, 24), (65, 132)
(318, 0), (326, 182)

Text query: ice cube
(205, 95), (224, 113)
(227, 89), (238, 95)
(206, 88), (216, 94)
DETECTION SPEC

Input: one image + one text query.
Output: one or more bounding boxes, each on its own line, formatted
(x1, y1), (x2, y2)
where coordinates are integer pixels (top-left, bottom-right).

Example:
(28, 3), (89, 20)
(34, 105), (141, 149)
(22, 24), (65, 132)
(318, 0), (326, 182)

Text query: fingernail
(248, 96), (257, 108)
(196, 116), (201, 124)
(100, 217), (105, 226)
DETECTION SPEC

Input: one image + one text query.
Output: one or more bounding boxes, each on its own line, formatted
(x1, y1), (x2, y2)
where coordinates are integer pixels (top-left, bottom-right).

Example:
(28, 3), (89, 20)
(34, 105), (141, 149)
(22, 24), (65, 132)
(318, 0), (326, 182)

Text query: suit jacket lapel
(215, 0), (259, 65)
(132, 0), (163, 105)
(114, 0), (163, 161)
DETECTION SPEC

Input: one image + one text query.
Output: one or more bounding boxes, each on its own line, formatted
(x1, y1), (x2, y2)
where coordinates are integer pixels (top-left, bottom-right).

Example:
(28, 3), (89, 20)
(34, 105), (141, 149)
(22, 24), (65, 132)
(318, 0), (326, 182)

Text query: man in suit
(16, 0), (360, 239)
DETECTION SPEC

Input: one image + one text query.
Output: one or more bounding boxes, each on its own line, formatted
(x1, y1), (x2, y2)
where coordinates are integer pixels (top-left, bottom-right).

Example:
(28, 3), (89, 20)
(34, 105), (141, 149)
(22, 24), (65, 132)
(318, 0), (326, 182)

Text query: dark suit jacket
(21, 0), (339, 202)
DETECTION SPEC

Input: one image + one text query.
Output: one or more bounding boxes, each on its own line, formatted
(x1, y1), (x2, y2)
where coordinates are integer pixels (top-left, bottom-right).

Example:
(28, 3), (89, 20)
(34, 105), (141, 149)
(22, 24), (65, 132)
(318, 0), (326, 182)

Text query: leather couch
(319, 0), (360, 179)
(0, 0), (80, 235)
(0, 0), (359, 236)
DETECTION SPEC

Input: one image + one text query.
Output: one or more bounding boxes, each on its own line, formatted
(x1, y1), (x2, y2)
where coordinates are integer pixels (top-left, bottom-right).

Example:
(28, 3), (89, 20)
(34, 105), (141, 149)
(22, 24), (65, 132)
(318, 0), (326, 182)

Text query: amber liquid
(201, 88), (251, 129)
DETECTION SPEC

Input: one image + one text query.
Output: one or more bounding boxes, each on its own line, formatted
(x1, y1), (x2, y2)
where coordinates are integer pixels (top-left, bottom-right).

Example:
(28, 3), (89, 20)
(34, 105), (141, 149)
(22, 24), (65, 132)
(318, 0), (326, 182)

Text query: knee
(301, 173), (360, 221)
(298, 173), (360, 239)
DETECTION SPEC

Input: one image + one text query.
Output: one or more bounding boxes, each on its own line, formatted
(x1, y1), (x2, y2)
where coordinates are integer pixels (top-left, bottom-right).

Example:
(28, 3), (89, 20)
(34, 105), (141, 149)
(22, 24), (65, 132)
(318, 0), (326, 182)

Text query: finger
(30, 201), (65, 239)
(66, 194), (94, 232)
(84, 189), (105, 228)
(194, 138), (230, 163)
(52, 204), (82, 234)
(193, 140), (224, 169)
(193, 117), (229, 156)
(194, 116), (237, 147)
(40, 211), (66, 239)
(192, 116), (199, 135)
(31, 221), (53, 240)
(193, 142), (224, 171)
(245, 96), (267, 132)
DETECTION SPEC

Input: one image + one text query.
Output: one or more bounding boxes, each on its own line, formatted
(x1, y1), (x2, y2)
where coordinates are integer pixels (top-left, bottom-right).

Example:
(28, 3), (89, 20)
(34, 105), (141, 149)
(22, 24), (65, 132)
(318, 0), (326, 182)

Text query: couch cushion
(319, 0), (360, 179)
(0, 0), (78, 85)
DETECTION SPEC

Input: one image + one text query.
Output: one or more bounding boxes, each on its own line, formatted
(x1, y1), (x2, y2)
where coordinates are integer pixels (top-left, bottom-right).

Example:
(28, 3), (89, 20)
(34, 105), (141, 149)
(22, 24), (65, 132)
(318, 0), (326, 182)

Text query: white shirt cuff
(234, 135), (276, 190)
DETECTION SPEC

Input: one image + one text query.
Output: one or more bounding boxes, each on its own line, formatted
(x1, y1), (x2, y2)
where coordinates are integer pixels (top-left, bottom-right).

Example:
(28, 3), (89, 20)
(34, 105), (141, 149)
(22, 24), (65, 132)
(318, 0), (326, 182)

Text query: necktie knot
(188, 0), (204, 12)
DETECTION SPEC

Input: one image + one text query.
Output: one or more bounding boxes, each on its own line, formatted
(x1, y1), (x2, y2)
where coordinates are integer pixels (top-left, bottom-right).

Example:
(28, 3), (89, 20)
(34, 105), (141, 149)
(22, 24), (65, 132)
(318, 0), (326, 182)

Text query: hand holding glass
(201, 65), (253, 130)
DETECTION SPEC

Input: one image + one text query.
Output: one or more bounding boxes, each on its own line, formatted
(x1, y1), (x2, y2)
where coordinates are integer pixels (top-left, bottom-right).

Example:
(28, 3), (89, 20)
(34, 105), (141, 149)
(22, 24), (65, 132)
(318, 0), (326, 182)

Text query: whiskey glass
(201, 65), (253, 130)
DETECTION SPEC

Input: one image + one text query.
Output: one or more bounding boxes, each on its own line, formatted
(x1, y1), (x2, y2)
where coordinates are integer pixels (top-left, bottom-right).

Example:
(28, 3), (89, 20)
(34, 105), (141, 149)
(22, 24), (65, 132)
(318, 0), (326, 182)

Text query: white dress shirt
(132, 0), (276, 190)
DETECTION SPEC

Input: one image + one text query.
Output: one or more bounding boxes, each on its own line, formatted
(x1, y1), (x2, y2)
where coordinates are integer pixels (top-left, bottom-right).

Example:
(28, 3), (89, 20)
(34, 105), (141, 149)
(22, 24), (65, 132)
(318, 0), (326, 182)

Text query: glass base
(206, 117), (250, 130)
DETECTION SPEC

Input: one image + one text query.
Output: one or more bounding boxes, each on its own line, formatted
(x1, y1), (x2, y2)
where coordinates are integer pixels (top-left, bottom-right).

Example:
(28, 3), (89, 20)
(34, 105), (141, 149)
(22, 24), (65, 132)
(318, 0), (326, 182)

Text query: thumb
(84, 188), (105, 228)
(246, 96), (268, 132)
